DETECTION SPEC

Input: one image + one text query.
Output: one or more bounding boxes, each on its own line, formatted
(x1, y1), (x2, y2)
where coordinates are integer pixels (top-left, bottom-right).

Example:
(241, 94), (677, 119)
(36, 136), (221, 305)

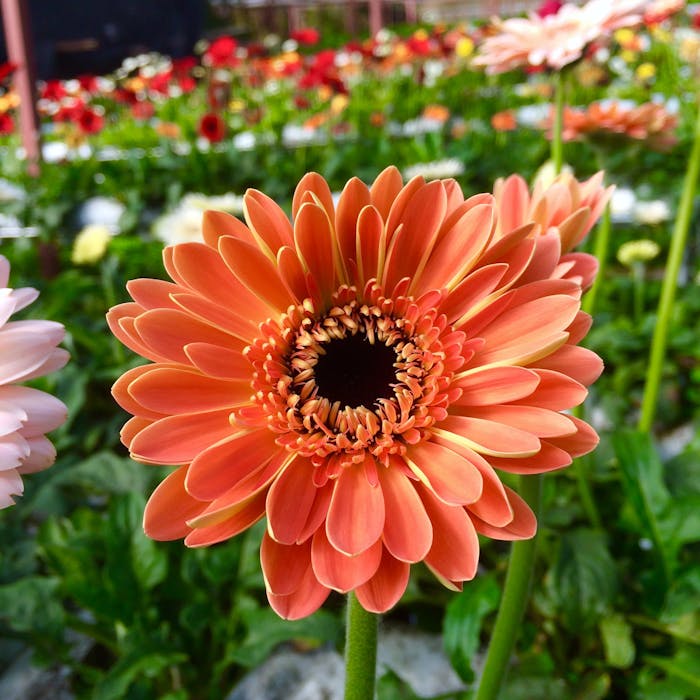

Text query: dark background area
(0, 0), (205, 79)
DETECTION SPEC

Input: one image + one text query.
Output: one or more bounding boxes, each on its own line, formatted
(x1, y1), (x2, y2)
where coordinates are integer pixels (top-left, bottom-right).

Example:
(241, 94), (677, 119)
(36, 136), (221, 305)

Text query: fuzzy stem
(638, 98), (700, 433)
(344, 592), (378, 700)
(474, 474), (543, 700)
(582, 203), (611, 316)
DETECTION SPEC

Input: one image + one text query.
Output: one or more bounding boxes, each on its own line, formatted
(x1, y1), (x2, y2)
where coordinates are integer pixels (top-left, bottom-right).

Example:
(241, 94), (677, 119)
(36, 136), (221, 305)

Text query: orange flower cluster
(559, 100), (678, 149)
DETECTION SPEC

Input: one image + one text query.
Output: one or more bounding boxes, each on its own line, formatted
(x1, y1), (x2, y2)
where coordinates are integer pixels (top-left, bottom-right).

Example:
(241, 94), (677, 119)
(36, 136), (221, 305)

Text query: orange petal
(202, 209), (256, 249)
(418, 202), (495, 293)
(143, 465), (206, 540)
(267, 561), (331, 620)
(107, 304), (166, 363)
(546, 415), (599, 458)
(243, 189), (294, 255)
(495, 174), (530, 237)
(469, 486), (537, 541)
(186, 428), (282, 500)
(277, 246), (309, 302)
(218, 235), (297, 311)
(516, 232), (561, 286)
(126, 278), (180, 310)
(513, 369), (587, 410)
(128, 366), (251, 414)
(296, 482), (334, 543)
(266, 457), (318, 545)
(406, 440), (483, 506)
(464, 405), (576, 439)
(294, 202), (338, 303)
(336, 176), (371, 271)
(292, 172), (335, 220)
(120, 416), (152, 449)
(535, 345), (603, 386)
(383, 180), (446, 293)
(134, 309), (238, 365)
(419, 486), (479, 582)
(439, 264), (508, 325)
(171, 292), (257, 344)
(452, 366), (540, 406)
(489, 441), (572, 473)
(356, 205), (385, 288)
(184, 489), (266, 547)
(326, 459), (385, 556)
(434, 415), (541, 458)
(261, 532), (311, 596)
(355, 548), (410, 613)
(112, 363), (173, 419)
(129, 409), (233, 464)
(369, 165), (403, 221)
(376, 464), (432, 563)
(184, 342), (253, 380)
(384, 175), (424, 244)
(311, 527), (382, 592)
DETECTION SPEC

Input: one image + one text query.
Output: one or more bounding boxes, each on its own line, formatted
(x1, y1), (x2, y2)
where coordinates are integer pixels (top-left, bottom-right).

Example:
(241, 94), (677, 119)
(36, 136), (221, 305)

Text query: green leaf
(0, 577), (65, 636)
(229, 606), (342, 668)
(443, 574), (500, 683)
(131, 530), (168, 591)
(548, 529), (617, 631)
(599, 614), (635, 669)
(573, 673), (611, 700)
(52, 451), (150, 496)
(91, 649), (187, 700)
(612, 430), (672, 577)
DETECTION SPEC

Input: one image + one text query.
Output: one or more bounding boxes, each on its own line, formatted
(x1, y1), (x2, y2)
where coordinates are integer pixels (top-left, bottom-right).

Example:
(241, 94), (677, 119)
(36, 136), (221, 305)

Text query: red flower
(291, 28), (320, 46)
(198, 112), (226, 142)
(40, 80), (66, 101)
(131, 100), (155, 120)
(77, 74), (99, 94)
(204, 36), (239, 68)
(0, 62), (17, 83)
(537, 0), (563, 18)
(77, 107), (104, 134)
(0, 113), (14, 135)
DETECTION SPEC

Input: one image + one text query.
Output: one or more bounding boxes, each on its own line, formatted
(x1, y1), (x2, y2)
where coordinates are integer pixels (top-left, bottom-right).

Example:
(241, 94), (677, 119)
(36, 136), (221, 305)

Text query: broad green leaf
(573, 673), (611, 700)
(443, 574), (500, 683)
(52, 451), (151, 496)
(0, 577), (65, 636)
(599, 614), (635, 669)
(229, 606), (341, 668)
(548, 529), (617, 631)
(131, 530), (168, 591)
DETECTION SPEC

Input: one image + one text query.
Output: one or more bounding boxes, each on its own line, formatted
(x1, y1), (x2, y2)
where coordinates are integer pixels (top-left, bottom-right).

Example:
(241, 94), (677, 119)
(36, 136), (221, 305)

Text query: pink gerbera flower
(0, 256), (69, 508)
(475, 0), (647, 73)
(108, 167), (603, 619)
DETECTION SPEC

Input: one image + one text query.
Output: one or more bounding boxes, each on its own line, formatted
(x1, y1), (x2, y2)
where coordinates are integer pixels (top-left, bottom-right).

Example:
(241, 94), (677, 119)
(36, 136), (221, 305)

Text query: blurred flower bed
(1, 2), (700, 698)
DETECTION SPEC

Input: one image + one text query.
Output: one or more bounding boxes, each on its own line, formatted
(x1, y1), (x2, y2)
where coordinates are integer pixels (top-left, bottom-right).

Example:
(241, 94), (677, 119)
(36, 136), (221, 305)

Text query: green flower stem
(581, 203), (611, 317)
(344, 592), (379, 700)
(475, 474), (543, 700)
(632, 262), (645, 322)
(638, 97), (700, 433)
(551, 71), (565, 174)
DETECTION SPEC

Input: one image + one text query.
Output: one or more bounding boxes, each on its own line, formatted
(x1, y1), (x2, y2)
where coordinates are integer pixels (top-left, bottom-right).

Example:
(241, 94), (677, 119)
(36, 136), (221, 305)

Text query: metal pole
(1, 0), (41, 175)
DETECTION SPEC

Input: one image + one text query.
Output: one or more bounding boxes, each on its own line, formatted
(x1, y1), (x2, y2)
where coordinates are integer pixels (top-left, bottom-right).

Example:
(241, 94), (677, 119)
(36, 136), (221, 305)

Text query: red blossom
(537, 0), (564, 18)
(77, 107), (104, 134)
(41, 80), (67, 101)
(131, 100), (155, 120)
(0, 62), (17, 83)
(77, 74), (99, 93)
(0, 112), (14, 135)
(204, 36), (239, 68)
(198, 112), (226, 142)
(291, 28), (320, 46)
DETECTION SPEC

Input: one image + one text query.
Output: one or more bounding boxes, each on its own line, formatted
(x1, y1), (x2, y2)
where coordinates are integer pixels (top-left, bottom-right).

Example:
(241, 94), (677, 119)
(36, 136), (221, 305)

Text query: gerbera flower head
(108, 167), (603, 619)
(474, 0), (647, 73)
(0, 255), (68, 508)
(493, 168), (614, 289)
(557, 100), (678, 150)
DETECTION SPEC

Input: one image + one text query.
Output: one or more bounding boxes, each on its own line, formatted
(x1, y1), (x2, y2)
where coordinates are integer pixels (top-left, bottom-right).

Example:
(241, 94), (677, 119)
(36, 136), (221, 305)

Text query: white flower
(77, 196), (125, 232)
(0, 179), (26, 203)
(516, 104), (550, 128)
(153, 206), (205, 246)
(402, 158), (465, 181)
(180, 192), (244, 215)
(617, 239), (661, 266)
(609, 187), (637, 223)
(633, 199), (671, 225)
(233, 131), (256, 151)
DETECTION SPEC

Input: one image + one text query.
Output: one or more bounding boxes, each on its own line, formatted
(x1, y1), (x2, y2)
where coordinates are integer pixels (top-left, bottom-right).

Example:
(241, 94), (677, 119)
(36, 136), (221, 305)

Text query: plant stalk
(474, 474), (543, 700)
(551, 71), (565, 174)
(638, 97), (700, 432)
(344, 592), (379, 700)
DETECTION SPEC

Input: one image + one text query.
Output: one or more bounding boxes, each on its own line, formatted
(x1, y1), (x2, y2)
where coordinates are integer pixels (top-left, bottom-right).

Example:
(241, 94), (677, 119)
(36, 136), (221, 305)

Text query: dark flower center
(313, 334), (397, 408)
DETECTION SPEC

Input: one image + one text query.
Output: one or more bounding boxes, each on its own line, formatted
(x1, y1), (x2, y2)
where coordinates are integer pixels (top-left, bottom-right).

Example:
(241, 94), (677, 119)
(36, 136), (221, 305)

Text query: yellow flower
(620, 49), (638, 64)
(617, 239), (661, 267)
(614, 28), (635, 46)
(636, 62), (656, 81)
(455, 37), (474, 58)
(330, 94), (349, 115)
(72, 224), (112, 265)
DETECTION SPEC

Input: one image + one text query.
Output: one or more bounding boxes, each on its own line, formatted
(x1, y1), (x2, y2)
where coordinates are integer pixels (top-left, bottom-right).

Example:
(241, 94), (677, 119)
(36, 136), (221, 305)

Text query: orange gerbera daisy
(558, 100), (678, 150)
(108, 168), (603, 619)
(493, 169), (614, 289)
